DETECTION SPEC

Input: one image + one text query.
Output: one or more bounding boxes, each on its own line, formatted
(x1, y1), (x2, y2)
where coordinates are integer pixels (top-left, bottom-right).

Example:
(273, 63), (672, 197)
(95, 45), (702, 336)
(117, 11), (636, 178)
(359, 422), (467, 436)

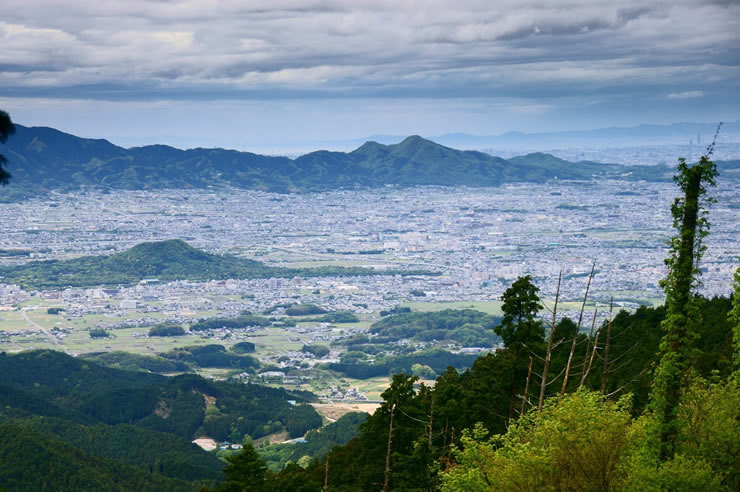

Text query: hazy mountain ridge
(0, 124), (681, 195)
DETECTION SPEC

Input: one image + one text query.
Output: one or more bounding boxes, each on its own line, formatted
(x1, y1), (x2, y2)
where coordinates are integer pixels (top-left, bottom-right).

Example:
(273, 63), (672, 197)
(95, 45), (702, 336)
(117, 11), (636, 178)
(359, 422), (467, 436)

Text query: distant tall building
(697, 133), (701, 145)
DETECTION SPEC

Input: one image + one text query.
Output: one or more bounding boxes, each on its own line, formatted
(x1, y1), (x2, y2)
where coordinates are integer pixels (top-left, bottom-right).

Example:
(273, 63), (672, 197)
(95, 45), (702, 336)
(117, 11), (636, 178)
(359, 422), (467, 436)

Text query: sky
(1, 0), (739, 152)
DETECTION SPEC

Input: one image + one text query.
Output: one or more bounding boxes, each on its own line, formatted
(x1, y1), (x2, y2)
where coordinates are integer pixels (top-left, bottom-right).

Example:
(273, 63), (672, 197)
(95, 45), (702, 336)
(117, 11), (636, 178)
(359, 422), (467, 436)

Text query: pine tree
(496, 275), (544, 419)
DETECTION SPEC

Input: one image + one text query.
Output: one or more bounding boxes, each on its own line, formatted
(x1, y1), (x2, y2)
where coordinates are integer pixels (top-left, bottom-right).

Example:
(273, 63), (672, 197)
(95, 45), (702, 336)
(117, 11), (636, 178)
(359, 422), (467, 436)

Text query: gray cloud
(0, 0), (738, 146)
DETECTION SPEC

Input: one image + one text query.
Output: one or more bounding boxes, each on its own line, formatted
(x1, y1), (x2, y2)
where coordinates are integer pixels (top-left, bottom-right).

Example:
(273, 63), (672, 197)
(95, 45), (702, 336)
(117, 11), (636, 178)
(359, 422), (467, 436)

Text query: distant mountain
(1, 124), (666, 195)
(0, 239), (434, 289)
(432, 121), (740, 149)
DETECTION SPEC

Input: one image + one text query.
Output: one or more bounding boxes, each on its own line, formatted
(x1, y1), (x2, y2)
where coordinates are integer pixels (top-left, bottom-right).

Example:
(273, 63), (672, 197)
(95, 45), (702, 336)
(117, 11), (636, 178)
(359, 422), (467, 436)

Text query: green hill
(0, 239), (433, 289)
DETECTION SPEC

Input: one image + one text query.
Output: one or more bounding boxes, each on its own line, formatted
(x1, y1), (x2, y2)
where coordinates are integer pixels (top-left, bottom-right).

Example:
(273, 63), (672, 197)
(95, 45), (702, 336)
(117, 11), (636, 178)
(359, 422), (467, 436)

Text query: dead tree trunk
(561, 264), (595, 395)
(383, 404), (395, 492)
(428, 398), (434, 447)
(579, 308), (599, 388)
(323, 455), (329, 492)
(507, 348), (520, 421)
(538, 271), (561, 412)
(601, 298), (614, 395)
(520, 355), (534, 416)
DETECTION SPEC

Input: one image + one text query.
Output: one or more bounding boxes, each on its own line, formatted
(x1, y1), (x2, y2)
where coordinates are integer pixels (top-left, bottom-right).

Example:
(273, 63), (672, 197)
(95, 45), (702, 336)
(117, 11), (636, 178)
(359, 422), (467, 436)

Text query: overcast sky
(1, 0), (738, 151)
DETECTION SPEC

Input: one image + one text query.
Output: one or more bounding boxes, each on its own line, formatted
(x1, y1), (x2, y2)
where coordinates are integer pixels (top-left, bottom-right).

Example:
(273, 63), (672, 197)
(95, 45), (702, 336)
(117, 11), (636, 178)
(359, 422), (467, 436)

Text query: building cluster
(1, 155), (739, 351)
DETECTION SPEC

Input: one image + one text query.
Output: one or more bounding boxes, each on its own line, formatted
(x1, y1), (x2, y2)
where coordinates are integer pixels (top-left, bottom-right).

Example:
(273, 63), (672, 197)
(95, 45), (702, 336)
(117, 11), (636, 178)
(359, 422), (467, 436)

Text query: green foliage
(6, 416), (225, 481)
(623, 376), (737, 491)
(218, 443), (269, 491)
(82, 351), (191, 373)
(732, 265), (740, 373)
(339, 350), (368, 363)
(411, 363), (437, 379)
(148, 322), (186, 337)
(623, 454), (723, 492)
(89, 328), (110, 338)
(370, 308), (500, 346)
(280, 404), (324, 438)
(675, 376), (740, 488)
(163, 345), (259, 370)
(300, 344), (330, 358)
(0, 350), (317, 442)
(302, 310), (360, 323)
(441, 390), (635, 491)
(46, 307), (64, 314)
(260, 412), (367, 471)
(190, 314), (271, 331)
(0, 421), (210, 491)
(231, 341), (256, 354)
(328, 348), (479, 379)
(284, 303), (327, 316)
(380, 306), (411, 317)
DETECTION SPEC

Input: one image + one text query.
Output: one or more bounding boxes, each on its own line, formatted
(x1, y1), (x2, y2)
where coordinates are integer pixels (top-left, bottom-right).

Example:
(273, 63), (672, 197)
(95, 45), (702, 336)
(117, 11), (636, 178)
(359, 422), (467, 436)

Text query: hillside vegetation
(0, 349), (323, 489)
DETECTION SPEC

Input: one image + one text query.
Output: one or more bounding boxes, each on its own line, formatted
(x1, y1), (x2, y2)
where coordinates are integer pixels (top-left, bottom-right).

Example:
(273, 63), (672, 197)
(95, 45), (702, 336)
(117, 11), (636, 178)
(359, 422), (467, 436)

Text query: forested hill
(0, 349), (322, 490)
(0, 124), (683, 194)
(0, 239), (433, 289)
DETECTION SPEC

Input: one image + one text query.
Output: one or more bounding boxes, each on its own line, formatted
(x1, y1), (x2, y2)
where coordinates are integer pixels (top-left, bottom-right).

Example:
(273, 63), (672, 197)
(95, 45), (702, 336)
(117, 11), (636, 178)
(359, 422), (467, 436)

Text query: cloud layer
(1, 1), (738, 146)
(2, 1), (738, 100)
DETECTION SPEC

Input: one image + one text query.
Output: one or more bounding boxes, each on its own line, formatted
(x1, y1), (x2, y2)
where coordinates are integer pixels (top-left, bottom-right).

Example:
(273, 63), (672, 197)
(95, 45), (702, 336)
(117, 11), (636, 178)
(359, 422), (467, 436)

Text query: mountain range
(0, 124), (688, 196)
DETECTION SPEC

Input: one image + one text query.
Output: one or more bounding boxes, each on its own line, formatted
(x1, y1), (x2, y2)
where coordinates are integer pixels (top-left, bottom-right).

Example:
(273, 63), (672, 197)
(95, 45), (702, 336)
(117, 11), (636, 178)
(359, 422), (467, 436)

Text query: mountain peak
(397, 135), (431, 146)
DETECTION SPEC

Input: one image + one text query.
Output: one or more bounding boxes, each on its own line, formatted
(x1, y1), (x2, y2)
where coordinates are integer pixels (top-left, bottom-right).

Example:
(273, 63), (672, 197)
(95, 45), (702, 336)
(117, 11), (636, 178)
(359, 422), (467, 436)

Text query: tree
(496, 275), (544, 353)
(496, 275), (544, 418)
(219, 443), (269, 491)
(650, 142), (718, 461)
(0, 110), (16, 185)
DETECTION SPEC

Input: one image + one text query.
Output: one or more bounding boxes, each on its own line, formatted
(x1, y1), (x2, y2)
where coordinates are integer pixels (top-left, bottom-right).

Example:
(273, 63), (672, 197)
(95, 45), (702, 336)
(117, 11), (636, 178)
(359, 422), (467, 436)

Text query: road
(22, 307), (73, 356)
